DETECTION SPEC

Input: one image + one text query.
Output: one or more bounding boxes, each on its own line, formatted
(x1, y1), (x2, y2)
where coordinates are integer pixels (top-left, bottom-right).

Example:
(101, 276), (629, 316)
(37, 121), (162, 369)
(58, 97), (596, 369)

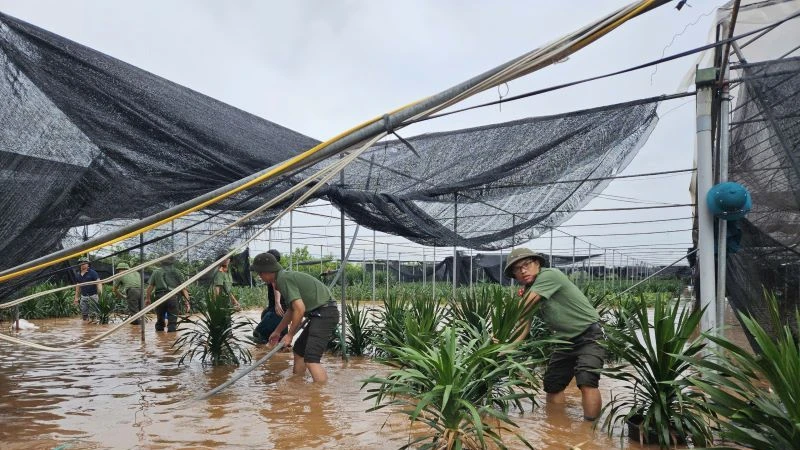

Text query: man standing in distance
(504, 247), (604, 421)
(112, 261), (143, 324)
(251, 252), (338, 383)
(73, 256), (102, 321)
(145, 256), (190, 332)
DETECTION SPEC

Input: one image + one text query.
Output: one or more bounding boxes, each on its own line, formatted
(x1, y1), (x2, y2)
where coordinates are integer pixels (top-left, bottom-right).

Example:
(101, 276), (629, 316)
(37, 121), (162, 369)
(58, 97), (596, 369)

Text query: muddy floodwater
(1, 306), (746, 450)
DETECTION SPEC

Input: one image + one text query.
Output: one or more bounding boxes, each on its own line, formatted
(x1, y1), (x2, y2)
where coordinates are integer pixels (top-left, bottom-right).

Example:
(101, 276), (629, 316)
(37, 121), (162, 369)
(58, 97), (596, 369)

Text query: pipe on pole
(716, 22), (732, 336)
(340, 170), (347, 358)
(696, 67), (718, 334)
(139, 230), (145, 342)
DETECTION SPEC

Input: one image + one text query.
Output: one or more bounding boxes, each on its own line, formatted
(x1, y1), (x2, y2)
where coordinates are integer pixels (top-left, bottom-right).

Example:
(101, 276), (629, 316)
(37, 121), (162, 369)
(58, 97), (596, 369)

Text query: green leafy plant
(173, 295), (252, 366)
(90, 290), (122, 324)
(345, 300), (376, 356)
(600, 296), (712, 448)
(685, 292), (800, 450)
(363, 324), (538, 450)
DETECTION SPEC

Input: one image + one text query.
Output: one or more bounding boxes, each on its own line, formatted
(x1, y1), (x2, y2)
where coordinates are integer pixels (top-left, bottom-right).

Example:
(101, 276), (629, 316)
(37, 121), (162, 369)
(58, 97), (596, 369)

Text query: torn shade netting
(1, 11), (659, 299)
(725, 57), (800, 345)
(323, 98), (658, 251)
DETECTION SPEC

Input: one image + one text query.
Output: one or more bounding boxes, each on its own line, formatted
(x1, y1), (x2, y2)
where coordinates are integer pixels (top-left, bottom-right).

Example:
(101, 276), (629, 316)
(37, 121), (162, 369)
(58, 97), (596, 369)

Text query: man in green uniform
(251, 252), (338, 383)
(112, 261), (143, 325)
(504, 247), (604, 421)
(211, 255), (241, 309)
(145, 256), (190, 332)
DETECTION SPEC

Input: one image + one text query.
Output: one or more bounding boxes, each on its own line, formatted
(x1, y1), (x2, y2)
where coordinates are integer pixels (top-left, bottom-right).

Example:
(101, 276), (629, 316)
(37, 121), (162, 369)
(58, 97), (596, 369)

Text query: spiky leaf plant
(599, 296), (712, 448)
(345, 300), (377, 356)
(90, 290), (122, 324)
(173, 295), (252, 366)
(362, 324), (539, 450)
(684, 293), (800, 450)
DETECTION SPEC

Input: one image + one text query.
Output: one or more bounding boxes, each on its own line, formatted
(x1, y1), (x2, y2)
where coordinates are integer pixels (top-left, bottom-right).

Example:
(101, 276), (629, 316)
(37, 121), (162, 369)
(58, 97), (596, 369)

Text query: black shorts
(293, 302), (338, 364)
(543, 322), (605, 393)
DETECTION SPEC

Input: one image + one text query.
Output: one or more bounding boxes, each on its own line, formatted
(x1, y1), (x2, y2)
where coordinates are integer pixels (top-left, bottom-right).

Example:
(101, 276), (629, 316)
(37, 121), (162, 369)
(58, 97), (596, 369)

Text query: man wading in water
(504, 247), (605, 421)
(251, 252), (338, 383)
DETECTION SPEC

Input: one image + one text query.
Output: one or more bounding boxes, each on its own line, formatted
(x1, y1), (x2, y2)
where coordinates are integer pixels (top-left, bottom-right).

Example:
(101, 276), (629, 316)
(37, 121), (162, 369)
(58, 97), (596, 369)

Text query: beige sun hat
(503, 247), (548, 278)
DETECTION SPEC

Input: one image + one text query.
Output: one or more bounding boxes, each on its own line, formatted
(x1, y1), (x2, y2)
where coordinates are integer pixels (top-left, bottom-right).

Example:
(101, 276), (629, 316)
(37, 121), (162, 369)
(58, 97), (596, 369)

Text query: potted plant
(173, 295), (252, 366)
(599, 295), (712, 448)
(685, 292), (800, 450)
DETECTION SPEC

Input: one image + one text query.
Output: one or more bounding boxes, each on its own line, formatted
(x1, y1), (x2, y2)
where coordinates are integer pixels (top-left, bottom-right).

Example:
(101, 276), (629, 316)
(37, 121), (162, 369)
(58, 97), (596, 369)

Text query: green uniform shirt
(148, 266), (184, 292)
(275, 270), (332, 312)
(212, 270), (233, 296)
(114, 271), (142, 292)
(525, 268), (600, 340)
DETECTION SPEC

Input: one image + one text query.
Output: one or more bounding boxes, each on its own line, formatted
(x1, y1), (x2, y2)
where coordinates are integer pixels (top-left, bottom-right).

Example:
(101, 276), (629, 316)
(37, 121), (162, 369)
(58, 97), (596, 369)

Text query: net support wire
(0, 133), (386, 351)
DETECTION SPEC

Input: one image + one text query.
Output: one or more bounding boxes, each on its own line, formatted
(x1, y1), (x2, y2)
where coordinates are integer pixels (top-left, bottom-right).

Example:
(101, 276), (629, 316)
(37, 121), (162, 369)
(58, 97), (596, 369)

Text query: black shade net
(726, 56), (800, 344)
(1, 12), (661, 301)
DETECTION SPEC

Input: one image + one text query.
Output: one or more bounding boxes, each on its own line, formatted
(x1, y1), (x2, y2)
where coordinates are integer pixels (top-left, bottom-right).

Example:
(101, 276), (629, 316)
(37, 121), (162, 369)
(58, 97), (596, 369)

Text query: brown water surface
(0, 306), (745, 450)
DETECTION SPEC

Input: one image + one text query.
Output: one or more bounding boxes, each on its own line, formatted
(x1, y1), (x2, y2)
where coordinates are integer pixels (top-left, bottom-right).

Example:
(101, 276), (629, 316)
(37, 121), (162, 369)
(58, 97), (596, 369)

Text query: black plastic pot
(626, 415), (686, 446)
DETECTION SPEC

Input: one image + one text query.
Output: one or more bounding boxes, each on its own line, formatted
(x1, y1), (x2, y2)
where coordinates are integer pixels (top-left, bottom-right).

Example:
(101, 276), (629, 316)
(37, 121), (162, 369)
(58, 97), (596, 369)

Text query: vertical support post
(386, 243), (390, 301)
(363, 249), (367, 286)
(398, 252), (401, 283)
(588, 243), (592, 283)
(469, 248), (474, 295)
(572, 236), (576, 278)
(186, 231), (190, 263)
(320, 244), (324, 276)
(289, 211), (294, 271)
(372, 230), (376, 303)
(512, 215), (516, 250)
(453, 193), (458, 299)
(696, 66), (718, 334)
(422, 246), (426, 285)
(603, 249), (607, 292)
(139, 230), (145, 342)
(716, 58), (731, 335)
(499, 247), (504, 286)
(340, 171), (347, 359)
(549, 227), (554, 269)
(268, 227), (272, 250)
(171, 220), (175, 253)
(433, 244), (437, 300)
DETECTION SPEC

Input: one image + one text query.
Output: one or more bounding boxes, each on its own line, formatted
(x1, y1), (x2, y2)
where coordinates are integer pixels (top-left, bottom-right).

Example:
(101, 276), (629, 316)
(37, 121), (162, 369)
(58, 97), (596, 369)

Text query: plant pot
(626, 415), (686, 446)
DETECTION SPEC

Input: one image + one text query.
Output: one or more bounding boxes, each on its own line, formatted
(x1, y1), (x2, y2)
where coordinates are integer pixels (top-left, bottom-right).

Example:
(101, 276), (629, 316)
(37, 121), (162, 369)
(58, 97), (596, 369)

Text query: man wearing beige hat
(251, 252), (338, 383)
(504, 247), (604, 421)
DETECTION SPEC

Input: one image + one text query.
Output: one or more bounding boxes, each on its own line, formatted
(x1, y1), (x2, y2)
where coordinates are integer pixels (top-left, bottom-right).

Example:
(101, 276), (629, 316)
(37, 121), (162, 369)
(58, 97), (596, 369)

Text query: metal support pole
(372, 230), (376, 302)
(453, 193), (458, 298)
(469, 248), (473, 295)
(549, 227), (554, 269)
(696, 67), (718, 334)
(139, 230), (145, 342)
(716, 55), (731, 336)
(386, 243), (390, 301)
(363, 249), (366, 286)
(289, 211), (294, 271)
(268, 227), (272, 250)
(603, 249), (607, 292)
(422, 246), (426, 285)
(185, 231), (190, 263)
(398, 252), (401, 284)
(340, 174), (347, 358)
(588, 243), (592, 283)
(572, 236), (576, 277)
(320, 244), (324, 276)
(433, 244), (437, 299)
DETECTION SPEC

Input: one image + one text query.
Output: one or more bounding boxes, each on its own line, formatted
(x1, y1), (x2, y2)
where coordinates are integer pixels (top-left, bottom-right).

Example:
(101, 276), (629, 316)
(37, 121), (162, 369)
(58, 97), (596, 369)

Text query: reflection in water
(0, 306), (744, 449)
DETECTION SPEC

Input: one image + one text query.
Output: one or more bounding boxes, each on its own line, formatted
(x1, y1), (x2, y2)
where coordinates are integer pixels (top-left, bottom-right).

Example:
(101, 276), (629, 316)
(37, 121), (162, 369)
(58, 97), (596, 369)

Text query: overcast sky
(0, 0), (727, 267)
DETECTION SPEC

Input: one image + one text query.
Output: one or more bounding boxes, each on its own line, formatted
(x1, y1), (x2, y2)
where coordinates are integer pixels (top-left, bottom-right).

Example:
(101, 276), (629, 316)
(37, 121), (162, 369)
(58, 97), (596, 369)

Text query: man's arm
(74, 285), (80, 304)
(145, 284), (154, 305)
(284, 299), (305, 338)
(511, 291), (542, 343)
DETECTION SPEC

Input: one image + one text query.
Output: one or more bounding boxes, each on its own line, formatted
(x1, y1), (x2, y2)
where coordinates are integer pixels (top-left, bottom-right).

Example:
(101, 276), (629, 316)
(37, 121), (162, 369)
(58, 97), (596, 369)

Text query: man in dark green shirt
(251, 252), (338, 383)
(112, 261), (143, 324)
(145, 256), (190, 332)
(505, 247), (604, 421)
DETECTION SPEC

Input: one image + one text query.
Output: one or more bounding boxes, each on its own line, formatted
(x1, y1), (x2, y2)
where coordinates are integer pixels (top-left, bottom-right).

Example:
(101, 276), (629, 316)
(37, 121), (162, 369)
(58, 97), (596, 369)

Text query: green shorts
(293, 303), (338, 364)
(543, 322), (605, 393)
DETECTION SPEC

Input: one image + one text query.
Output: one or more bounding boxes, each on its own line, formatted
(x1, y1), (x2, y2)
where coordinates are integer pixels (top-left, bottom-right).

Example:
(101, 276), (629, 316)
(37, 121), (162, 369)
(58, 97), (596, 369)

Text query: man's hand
(280, 333), (293, 348)
(268, 332), (280, 346)
(274, 301), (284, 317)
(145, 296), (151, 306)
